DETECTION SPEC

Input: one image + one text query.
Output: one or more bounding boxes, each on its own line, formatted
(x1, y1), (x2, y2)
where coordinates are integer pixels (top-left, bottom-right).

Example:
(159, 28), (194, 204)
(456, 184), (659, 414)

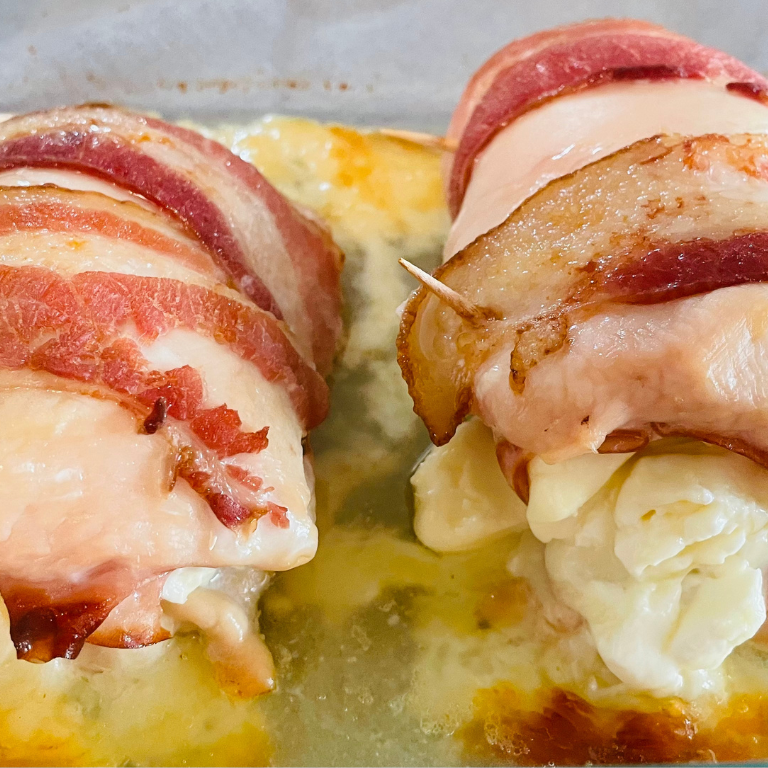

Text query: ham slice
(445, 18), (768, 216)
(0, 105), (344, 373)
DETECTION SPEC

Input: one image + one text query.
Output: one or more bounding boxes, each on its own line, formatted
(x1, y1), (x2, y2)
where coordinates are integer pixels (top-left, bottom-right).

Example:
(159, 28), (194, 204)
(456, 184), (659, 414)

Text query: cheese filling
(529, 443), (768, 698)
(412, 422), (768, 698)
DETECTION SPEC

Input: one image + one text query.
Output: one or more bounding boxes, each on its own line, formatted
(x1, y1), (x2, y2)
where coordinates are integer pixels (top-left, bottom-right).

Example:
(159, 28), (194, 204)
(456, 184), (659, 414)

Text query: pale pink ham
(445, 18), (768, 216)
(0, 106), (344, 373)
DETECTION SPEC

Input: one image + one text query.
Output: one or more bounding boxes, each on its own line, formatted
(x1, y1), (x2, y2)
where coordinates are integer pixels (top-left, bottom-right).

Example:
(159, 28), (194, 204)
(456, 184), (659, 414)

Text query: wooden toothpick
(399, 259), (493, 325)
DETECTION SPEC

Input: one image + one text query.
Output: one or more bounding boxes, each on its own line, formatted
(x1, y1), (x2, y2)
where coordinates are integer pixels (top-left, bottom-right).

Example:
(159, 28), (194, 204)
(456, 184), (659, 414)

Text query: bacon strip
(399, 134), (768, 445)
(0, 266), (328, 430)
(0, 185), (226, 280)
(0, 106), (343, 373)
(190, 405), (269, 458)
(589, 232), (768, 304)
(446, 19), (768, 215)
(0, 265), (327, 529)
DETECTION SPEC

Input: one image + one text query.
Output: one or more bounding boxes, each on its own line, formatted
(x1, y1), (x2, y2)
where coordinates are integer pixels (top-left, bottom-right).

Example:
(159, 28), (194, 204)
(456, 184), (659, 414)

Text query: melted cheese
(445, 80), (768, 259)
(531, 445), (768, 697)
(162, 574), (275, 698)
(414, 427), (768, 698)
(412, 419), (527, 551)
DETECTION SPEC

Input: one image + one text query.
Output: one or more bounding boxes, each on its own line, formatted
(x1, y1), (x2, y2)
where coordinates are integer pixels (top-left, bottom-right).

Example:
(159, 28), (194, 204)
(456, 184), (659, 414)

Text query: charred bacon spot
(141, 396), (167, 434)
(5, 594), (117, 662)
(175, 446), (269, 529)
(460, 685), (768, 765)
(190, 405), (269, 458)
(267, 503), (290, 529)
(509, 315), (568, 394)
(727, 80), (768, 103)
(207, 492), (251, 528)
(225, 464), (264, 491)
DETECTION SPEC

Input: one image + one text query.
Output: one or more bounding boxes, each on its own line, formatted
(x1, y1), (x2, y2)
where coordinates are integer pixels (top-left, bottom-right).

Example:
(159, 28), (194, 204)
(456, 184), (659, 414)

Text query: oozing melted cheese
(412, 419), (527, 551)
(414, 421), (768, 698)
(529, 445), (768, 697)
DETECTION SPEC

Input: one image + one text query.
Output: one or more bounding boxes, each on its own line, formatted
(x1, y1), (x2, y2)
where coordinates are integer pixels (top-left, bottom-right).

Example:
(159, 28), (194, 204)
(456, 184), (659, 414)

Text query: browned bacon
(445, 19), (768, 215)
(0, 106), (344, 373)
(399, 134), (768, 445)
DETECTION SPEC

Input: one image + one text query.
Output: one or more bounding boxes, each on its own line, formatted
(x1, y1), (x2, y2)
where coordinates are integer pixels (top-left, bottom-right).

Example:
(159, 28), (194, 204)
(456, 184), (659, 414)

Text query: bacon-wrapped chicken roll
(0, 107), (342, 697)
(401, 20), (768, 696)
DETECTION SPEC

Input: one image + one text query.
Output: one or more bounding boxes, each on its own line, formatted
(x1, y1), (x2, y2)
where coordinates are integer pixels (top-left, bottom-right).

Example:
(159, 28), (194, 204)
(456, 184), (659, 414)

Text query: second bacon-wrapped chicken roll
(400, 19), (768, 697)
